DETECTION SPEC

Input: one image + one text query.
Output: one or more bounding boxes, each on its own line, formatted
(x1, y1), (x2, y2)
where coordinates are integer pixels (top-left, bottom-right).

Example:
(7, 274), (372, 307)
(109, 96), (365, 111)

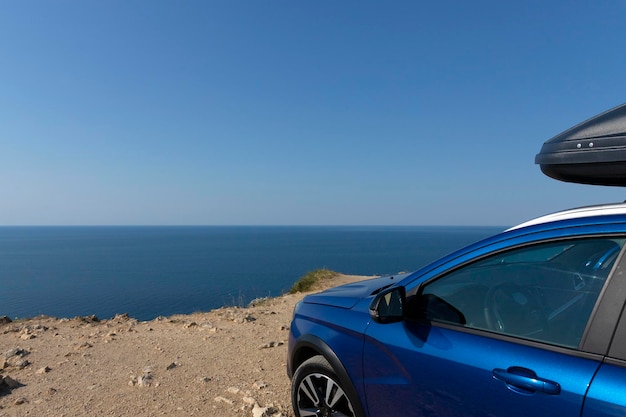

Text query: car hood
(302, 273), (411, 309)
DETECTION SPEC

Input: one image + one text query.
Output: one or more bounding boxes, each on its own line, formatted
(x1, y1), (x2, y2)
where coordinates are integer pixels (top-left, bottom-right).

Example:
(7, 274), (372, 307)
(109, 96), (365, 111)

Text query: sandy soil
(0, 274), (367, 417)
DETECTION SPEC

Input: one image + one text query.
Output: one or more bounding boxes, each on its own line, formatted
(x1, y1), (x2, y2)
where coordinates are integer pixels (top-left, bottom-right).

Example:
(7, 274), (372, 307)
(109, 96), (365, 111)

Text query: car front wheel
(291, 355), (360, 417)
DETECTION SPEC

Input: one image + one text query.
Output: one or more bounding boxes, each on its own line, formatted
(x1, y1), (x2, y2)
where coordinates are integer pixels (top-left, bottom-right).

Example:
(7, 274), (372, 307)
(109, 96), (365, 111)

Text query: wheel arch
(289, 334), (367, 417)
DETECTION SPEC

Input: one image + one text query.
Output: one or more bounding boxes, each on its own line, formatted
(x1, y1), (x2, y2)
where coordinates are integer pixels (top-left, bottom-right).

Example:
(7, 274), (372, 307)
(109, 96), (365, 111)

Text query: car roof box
(535, 103), (626, 186)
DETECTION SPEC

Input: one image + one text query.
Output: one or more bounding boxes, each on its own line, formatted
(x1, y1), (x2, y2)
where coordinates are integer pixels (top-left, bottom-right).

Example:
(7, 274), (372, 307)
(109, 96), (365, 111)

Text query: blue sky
(2, 1), (626, 226)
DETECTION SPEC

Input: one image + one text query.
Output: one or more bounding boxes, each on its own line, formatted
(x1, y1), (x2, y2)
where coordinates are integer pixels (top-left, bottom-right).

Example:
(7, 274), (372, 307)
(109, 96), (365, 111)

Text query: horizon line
(0, 224), (509, 228)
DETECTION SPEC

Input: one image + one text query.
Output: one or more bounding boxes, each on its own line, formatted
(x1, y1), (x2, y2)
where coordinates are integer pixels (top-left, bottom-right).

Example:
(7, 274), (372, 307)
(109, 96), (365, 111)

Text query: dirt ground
(0, 274), (367, 417)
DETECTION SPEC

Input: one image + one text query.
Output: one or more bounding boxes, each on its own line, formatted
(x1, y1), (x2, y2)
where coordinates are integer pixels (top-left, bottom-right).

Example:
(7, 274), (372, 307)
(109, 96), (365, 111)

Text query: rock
(259, 341), (284, 349)
(112, 313), (130, 321)
(5, 354), (31, 369)
(200, 321), (214, 328)
(253, 381), (268, 390)
(36, 366), (51, 374)
(227, 386), (240, 394)
(2, 375), (21, 389)
(214, 396), (234, 405)
(137, 374), (153, 387)
(166, 362), (177, 370)
(74, 315), (99, 323)
(0, 316), (12, 325)
(4, 347), (27, 359)
(130, 367), (155, 387)
(13, 397), (27, 406)
(235, 316), (255, 324)
(248, 297), (270, 307)
(138, 367), (155, 386)
(242, 396), (257, 406)
(222, 309), (258, 323)
(252, 403), (270, 417)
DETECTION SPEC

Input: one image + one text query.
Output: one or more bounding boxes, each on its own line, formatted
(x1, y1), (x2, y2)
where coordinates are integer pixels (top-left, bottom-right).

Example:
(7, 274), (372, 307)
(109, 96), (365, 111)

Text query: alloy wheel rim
(296, 372), (355, 417)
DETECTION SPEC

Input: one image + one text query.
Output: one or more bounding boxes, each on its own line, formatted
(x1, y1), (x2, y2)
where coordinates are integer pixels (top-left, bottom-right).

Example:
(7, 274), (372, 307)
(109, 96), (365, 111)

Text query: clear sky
(2, 1), (626, 226)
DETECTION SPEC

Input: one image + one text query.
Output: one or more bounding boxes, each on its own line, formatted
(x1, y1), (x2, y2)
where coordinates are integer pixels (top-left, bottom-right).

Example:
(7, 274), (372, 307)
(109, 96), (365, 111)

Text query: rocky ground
(0, 274), (366, 417)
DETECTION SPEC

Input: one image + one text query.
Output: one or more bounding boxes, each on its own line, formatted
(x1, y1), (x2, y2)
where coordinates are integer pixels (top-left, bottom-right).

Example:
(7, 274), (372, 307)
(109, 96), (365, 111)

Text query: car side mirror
(369, 286), (406, 324)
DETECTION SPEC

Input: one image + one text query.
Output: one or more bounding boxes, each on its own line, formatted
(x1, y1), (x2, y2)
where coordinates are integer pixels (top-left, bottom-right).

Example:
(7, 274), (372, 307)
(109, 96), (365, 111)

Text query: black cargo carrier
(536, 103), (626, 186)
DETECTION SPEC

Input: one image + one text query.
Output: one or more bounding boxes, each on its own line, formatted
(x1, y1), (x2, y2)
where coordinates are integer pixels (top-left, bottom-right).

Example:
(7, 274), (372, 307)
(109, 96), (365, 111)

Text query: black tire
(291, 355), (361, 417)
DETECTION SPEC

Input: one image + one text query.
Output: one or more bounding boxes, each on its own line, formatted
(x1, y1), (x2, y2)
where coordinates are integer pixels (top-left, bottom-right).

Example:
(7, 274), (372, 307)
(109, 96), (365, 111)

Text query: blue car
(287, 104), (626, 417)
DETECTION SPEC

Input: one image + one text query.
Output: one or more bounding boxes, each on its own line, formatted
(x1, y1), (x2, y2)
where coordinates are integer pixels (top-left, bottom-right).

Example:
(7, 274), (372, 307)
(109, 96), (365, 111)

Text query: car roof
(508, 202), (626, 231)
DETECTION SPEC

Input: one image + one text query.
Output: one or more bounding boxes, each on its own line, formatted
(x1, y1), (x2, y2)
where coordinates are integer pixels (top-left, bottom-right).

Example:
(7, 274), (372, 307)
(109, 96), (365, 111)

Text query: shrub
(289, 269), (338, 294)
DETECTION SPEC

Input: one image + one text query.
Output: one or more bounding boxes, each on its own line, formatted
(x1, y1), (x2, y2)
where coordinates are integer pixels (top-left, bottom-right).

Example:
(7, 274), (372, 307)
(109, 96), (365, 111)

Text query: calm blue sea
(0, 226), (503, 321)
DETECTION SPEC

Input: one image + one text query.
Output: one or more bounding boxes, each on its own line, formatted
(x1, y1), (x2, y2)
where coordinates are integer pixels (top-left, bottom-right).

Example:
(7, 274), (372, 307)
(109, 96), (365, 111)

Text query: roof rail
(508, 202), (626, 231)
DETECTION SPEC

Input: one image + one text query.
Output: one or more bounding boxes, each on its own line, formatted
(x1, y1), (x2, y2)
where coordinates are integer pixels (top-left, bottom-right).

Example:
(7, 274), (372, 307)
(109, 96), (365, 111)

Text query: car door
(363, 236), (626, 417)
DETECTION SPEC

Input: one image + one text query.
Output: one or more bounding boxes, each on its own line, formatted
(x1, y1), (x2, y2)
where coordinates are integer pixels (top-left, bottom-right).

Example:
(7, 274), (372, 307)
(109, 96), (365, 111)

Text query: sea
(0, 226), (503, 321)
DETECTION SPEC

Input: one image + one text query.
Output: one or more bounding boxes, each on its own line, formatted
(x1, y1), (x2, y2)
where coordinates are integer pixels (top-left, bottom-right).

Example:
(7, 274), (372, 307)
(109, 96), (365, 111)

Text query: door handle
(493, 367), (561, 395)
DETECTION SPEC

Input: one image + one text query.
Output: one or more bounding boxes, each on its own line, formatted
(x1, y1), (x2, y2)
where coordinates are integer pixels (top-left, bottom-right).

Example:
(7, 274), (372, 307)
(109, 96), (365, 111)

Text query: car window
(417, 237), (625, 348)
